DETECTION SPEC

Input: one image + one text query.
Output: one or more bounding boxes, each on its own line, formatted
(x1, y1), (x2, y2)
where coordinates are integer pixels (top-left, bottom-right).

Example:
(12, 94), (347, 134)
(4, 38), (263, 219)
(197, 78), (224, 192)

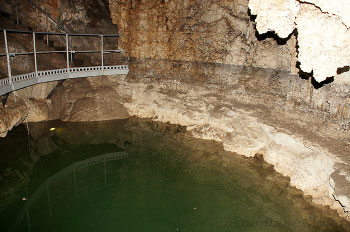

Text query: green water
(0, 118), (349, 232)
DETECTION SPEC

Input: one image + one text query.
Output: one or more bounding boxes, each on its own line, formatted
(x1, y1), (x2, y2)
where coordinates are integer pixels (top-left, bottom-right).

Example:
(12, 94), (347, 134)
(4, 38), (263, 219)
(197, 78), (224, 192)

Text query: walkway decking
(0, 65), (129, 96)
(0, 29), (129, 96)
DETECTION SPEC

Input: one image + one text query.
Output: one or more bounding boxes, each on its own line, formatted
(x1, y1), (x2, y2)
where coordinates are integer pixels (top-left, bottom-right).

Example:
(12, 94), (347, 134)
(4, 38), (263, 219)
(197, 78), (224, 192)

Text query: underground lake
(0, 118), (349, 232)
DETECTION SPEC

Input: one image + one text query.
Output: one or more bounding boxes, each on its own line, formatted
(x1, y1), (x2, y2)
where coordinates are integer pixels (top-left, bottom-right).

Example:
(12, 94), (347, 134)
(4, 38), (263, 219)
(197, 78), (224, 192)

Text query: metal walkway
(0, 29), (129, 96)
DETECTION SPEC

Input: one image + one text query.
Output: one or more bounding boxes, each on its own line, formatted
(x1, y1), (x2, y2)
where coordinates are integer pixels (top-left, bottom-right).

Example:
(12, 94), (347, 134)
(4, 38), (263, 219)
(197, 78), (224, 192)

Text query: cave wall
(107, 0), (350, 218)
(108, 0), (350, 138)
(249, 0), (350, 83)
(0, 0), (349, 220)
(109, 0), (297, 72)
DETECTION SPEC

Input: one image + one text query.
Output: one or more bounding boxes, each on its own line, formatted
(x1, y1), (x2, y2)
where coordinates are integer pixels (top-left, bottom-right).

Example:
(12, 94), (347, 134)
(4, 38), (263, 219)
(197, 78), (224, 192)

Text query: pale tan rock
(108, 0), (293, 71)
(110, 62), (350, 220)
(15, 82), (58, 99)
(295, 4), (350, 82)
(248, 0), (300, 38)
(305, 0), (350, 27)
(330, 166), (350, 212)
(248, 0), (350, 82)
(0, 99), (29, 137)
(25, 99), (51, 122)
(49, 77), (129, 122)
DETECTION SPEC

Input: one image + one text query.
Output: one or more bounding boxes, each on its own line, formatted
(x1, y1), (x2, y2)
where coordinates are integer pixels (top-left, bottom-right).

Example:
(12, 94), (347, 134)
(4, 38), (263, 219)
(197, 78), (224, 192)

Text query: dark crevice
(311, 76), (334, 89)
(247, 8), (293, 45)
(254, 30), (292, 45)
(296, 62), (334, 89)
(1, 93), (9, 106)
(296, 62), (312, 81)
(247, 8), (256, 21)
(337, 66), (350, 75)
(47, 80), (66, 99)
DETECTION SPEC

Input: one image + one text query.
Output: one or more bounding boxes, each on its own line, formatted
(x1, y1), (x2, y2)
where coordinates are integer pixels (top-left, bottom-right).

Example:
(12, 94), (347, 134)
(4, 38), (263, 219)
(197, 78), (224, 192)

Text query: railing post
(101, 35), (104, 68)
(3, 30), (12, 85)
(33, 32), (38, 77)
(66, 33), (70, 74)
(70, 37), (73, 64)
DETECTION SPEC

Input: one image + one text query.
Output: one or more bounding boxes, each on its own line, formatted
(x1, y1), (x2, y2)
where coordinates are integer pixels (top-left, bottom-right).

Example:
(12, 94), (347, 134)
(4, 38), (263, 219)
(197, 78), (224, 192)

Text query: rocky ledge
(109, 59), (350, 221)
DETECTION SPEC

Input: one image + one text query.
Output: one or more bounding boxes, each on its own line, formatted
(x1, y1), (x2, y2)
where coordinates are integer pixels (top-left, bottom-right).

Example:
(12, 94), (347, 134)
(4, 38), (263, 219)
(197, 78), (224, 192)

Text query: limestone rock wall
(109, 59), (350, 220)
(109, 0), (295, 72)
(249, 0), (350, 82)
(48, 77), (129, 122)
(107, 0), (350, 220)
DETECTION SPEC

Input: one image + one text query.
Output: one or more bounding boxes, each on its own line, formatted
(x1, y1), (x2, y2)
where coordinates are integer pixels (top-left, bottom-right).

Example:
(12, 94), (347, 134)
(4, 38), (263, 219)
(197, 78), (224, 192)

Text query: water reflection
(9, 152), (128, 232)
(0, 118), (349, 232)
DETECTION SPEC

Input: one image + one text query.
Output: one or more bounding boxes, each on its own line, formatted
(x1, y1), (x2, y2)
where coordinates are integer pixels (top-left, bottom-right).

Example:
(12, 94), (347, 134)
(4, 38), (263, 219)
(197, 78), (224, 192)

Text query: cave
(0, 0), (350, 231)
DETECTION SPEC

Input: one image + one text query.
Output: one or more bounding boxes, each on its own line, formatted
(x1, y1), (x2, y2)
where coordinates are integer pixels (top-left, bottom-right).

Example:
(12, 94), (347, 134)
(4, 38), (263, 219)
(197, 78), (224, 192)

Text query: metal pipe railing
(9, 0), (73, 51)
(3, 30), (12, 85)
(0, 50), (121, 56)
(0, 29), (121, 82)
(0, 28), (119, 37)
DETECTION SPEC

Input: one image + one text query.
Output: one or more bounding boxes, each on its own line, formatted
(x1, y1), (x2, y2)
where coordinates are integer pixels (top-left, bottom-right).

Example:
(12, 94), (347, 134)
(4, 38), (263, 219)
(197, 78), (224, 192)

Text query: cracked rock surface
(249, 0), (350, 82)
(108, 0), (350, 220)
(109, 0), (295, 71)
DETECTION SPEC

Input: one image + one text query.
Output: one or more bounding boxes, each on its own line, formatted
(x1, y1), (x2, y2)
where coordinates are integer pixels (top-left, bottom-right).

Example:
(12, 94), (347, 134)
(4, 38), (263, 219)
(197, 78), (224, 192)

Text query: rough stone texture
(0, 0), (128, 133)
(48, 76), (129, 122)
(248, 0), (300, 38)
(248, 0), (350, 82)
(109, 0), (294, 71)
(0, 76), (130, 136)
(0, 0), (349, 222)
(106, 0), (350, 219)
(295, 4), (350, 82)
(105, 58), (350, 220)
(0, 98), (29, 137)
(305, 0), (350, 27)
(14, 82), (59, 99)
(331, 164), (350, 212)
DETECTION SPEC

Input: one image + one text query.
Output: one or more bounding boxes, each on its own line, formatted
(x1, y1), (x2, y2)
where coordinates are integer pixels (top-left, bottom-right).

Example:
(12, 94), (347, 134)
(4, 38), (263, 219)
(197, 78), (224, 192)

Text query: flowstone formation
(109, 0), (295, 71)
(249, 0), (350, 82)
(0, 0), (349, 223)
(108, 0), (350, 220)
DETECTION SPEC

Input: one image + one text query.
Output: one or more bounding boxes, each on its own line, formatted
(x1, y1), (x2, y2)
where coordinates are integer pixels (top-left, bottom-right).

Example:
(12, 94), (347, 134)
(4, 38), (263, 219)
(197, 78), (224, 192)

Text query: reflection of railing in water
(9, 151), (128, 232)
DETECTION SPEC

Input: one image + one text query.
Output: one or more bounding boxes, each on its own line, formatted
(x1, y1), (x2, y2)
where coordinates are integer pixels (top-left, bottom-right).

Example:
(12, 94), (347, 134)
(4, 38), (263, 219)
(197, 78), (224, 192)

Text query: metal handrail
(0, 28), (124, 96)
(8, 0), (72, 51)
(11, 0), (76, 51)
(0, 28), (119, 37)
(0, 50), (121, 57)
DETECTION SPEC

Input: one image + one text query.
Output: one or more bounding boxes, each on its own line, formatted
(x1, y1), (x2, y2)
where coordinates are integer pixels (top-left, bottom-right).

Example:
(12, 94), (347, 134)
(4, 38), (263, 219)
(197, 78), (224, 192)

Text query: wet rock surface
(0, 0), (349, 223)
(108, 58), (350, 220)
